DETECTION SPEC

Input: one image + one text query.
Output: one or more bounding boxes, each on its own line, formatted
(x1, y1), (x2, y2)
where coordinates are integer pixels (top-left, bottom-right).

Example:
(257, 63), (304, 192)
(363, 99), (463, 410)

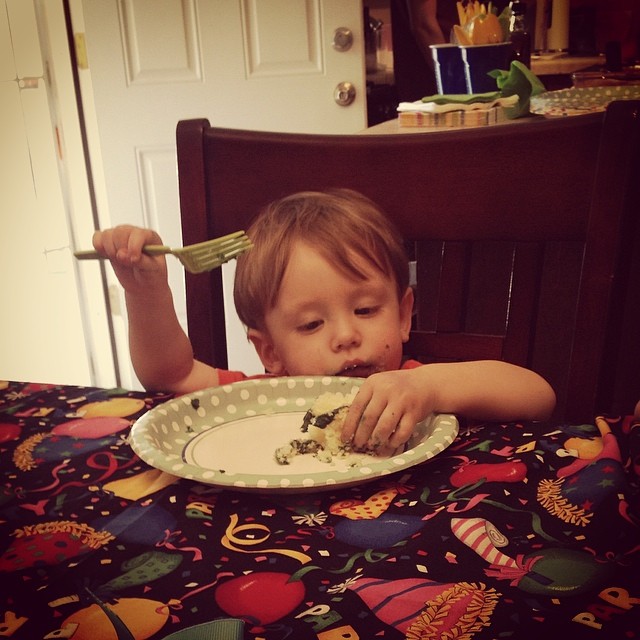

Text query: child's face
(248, 241), (413, 377)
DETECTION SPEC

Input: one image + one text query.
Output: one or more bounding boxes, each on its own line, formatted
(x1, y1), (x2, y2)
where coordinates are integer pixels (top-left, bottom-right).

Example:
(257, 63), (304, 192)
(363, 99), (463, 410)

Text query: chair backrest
(176, 101), (640, 423)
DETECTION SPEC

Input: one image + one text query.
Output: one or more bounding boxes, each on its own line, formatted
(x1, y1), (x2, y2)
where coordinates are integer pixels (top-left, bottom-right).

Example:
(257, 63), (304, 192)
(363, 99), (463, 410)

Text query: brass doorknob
(334, 82), (356, 106)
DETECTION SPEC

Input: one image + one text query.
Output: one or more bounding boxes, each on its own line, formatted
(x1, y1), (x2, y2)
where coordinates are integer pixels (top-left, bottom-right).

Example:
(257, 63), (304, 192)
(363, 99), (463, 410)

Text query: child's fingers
(91, 230), (110, 255)
(124, 226), (161, 259)
(351, 394), (391, 450)
(343, 373), (422, 450)
(367, 404), (401, 447)
(92, 226), (162, 265)
(341, 386), (373, 446)
(387, 414), (416, 448)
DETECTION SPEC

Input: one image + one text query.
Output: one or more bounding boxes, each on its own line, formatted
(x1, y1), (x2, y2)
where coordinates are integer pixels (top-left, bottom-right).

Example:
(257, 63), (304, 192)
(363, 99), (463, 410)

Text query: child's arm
(342, 360), (556, 450)
(92, 226), (219, 393)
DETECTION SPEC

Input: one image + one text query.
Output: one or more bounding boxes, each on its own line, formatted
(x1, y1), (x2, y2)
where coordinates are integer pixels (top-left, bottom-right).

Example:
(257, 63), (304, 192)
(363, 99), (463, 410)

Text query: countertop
(530, 53), (604, 76)
(361, 113), (540, 135)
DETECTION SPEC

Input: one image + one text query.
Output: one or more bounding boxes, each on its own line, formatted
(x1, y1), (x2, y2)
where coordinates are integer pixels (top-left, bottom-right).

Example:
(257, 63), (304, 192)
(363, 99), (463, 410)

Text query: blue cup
(430, 44), (467, 94)
(459, 42), (512, 93)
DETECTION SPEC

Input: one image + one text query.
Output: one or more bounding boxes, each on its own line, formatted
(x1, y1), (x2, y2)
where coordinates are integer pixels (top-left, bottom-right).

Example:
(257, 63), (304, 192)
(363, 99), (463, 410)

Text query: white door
(74, 0), (366, 388)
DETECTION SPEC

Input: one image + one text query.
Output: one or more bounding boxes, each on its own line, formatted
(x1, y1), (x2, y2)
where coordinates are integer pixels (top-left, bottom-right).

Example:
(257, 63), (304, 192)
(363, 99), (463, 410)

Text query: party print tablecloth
(1, 380), (638, 639)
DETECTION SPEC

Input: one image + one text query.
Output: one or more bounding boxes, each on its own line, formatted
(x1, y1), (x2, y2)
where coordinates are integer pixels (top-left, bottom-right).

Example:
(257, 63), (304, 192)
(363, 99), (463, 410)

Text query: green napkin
(489, 60), (547, 118)
(420, 91), (502, 105)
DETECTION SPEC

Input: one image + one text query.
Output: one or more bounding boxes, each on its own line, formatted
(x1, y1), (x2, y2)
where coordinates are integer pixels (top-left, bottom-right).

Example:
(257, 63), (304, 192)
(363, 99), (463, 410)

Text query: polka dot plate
(129, 376), (459, 493)
(530, 85), (640, 117)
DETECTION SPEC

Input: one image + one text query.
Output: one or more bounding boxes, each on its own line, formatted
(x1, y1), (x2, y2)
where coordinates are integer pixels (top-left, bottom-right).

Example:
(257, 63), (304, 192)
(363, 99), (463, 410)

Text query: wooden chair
(176, 101), (640, 423)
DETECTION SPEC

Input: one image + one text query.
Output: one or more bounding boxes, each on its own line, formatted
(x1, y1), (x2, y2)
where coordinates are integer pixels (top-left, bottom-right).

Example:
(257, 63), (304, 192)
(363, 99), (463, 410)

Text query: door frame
(36, 0), (120, 387)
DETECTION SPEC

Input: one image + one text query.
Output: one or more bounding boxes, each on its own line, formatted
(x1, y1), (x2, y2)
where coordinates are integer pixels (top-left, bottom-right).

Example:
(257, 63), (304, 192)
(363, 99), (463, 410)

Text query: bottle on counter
(509, 1), (531, 68)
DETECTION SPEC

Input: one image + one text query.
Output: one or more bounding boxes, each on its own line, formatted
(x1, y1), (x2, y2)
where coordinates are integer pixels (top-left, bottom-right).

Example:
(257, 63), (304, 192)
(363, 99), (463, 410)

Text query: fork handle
(74, 245), (171, 260)
(74, 249), (104, 260)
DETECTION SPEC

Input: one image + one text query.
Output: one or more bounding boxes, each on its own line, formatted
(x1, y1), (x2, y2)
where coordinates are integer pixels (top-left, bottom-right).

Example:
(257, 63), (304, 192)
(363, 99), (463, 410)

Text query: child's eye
(355, 306), (379, 317)
(297, 319), (323, 332)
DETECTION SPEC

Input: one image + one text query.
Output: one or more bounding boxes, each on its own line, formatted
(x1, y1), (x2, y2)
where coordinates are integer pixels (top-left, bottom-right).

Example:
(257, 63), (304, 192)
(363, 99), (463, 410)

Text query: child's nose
(332, 317), (361, 351)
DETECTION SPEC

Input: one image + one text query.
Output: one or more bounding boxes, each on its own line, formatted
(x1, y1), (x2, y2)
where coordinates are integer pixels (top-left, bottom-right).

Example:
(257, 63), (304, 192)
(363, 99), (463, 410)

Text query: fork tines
(176, 232), (252, 274)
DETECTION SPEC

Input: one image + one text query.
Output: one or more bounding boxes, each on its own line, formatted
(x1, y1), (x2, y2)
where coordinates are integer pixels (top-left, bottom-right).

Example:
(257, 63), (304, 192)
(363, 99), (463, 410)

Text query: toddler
(92, 189), (556, 450)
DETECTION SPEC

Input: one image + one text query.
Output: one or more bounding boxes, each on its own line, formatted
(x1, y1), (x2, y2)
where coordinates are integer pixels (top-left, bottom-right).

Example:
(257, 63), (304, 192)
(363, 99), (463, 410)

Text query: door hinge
(18, 77), (40, 89)
(74, 32), (89, 70)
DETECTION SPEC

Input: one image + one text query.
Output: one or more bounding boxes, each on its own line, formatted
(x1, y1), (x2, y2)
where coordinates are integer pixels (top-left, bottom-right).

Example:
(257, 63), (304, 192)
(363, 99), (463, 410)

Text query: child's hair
(234, 189), (410, 331)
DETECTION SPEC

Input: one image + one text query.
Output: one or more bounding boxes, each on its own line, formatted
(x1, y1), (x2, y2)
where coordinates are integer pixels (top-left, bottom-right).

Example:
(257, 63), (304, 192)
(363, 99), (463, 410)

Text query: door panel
(243, 0), (322, 76)
(119, 0), (202, 85)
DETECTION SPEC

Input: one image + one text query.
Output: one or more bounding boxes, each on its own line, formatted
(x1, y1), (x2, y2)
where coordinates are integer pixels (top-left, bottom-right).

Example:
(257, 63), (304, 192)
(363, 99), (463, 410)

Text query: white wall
(0, 0), (113, 386)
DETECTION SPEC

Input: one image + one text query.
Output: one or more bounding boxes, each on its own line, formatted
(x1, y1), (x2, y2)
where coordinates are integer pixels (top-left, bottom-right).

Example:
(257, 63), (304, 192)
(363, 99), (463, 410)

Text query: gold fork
(74, 230), (252, 274)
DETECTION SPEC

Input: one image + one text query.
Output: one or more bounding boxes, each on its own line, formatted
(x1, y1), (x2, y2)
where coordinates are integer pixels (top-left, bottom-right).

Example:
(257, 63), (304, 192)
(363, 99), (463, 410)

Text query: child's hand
(341, 369), (434, 451)
(92, 225), (168, 294)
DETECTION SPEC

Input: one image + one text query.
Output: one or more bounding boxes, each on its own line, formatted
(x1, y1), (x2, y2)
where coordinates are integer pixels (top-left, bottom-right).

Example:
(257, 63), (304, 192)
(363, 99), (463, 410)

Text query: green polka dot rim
(129, 376), (459, 493)
(530, 85), (640, 117)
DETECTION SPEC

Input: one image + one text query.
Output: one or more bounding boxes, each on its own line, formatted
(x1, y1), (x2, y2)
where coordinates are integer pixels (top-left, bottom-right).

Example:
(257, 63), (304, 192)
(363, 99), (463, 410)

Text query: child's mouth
(336, 363), (374, 378)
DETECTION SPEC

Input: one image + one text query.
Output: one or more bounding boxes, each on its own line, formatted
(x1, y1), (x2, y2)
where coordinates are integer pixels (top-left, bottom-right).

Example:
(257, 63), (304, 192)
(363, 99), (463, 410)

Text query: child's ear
(247, 328), (286, 374)
(399, 286), (414, 343)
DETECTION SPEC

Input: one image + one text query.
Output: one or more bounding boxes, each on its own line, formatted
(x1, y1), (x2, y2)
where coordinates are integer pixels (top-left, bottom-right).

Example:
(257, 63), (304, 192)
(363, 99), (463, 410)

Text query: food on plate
(302, 391), (353, 453)
(274, 439), (325, 465)
(274, 391), (352, 465)
(274, 391), (395, 465)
